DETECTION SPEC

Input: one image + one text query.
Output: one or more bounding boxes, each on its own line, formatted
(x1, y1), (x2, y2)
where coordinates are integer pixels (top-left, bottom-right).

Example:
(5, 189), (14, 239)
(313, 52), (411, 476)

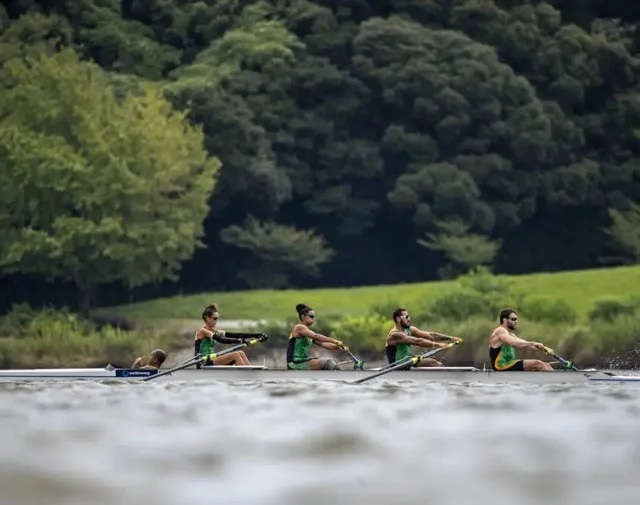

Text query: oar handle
(542, 346), (578, 371)
(336, 343), (365, 370)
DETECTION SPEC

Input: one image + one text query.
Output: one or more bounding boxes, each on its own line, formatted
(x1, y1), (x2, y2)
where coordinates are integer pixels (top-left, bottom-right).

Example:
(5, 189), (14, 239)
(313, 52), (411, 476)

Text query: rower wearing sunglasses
(489, 309), (553, 371)
(287, 304), (347, 370)
(194, 303), (266, 368)
(385, 308), (461, 367)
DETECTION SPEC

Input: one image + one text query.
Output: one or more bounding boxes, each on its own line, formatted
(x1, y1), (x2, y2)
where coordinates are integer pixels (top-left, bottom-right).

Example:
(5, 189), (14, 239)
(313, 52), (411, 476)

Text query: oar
(140, 335), (268, 382)
(338, 344), (365, 370)
(351, 340), (461, 384)
(543, 347), (578, 371)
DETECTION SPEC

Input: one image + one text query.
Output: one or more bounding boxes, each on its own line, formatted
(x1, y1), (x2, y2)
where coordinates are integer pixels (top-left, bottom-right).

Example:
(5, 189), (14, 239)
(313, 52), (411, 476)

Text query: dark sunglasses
(211, 316), (219, 320)
(307, 314), (316, 319)
(509, 317), (517, 321)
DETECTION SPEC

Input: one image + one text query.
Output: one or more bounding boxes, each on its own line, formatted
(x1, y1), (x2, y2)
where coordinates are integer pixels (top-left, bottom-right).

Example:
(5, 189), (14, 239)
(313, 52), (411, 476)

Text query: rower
(489, 309), (553, 371)
(385, 308), (462, 367)
(287, 304), (348, 370)
(195, 303), (266, 368)
(131, 349), (167, 370)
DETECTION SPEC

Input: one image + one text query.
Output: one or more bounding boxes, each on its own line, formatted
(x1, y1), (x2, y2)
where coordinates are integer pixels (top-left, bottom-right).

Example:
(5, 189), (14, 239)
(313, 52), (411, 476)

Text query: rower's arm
(296, 324), (341, 347)
(212, 330), (246, 344)
(314, 341), (341, 350)
(388, 332), (446, 348)
(412, 327), (460, 342)
(496, 328), (542, 349)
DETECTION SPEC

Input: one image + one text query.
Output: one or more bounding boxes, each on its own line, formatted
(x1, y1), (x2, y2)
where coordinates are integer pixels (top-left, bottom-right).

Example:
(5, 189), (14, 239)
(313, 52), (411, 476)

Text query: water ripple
(0, 380), (639, 505)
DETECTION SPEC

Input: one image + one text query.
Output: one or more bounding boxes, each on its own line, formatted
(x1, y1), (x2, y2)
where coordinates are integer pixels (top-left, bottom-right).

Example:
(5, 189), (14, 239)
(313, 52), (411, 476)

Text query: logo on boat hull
(115, 369), (159, 377)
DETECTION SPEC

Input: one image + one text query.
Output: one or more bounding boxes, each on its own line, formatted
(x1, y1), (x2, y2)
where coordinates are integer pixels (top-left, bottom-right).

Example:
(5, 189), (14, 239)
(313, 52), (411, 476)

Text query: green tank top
(197, 329), (218, 356)
(495, 343), (516, 367)
(287, 333), (312, 363)
(395, 328), (413, 361)
(385, 327), (413, 362)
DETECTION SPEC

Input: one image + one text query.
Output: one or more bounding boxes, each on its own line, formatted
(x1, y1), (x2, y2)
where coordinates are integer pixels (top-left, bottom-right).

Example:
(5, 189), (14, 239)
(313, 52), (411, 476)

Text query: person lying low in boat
(489, 309), (553, 371)
(195, 303), (266, 368)
(385, 308), (462, 367)
(131, 349), (167, 370)
(287, 304), (348, 370)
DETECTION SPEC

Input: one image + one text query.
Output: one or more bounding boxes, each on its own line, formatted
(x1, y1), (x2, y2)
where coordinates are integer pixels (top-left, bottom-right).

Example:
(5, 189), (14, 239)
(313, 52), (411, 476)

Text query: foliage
(98, 265), (640, 323)
(0, 305), (187, 368)
(604, 203), (640, 264)
(4, 0), (640, 307)
(417, 221), (502, 278)
(588, 295), (640, 322)
(0, 48), (220, 307)
(518, 297), (577, 324)
(416, 268), (517, 322)
(219, 216), (334, 288)
(328, 314), (388, 356)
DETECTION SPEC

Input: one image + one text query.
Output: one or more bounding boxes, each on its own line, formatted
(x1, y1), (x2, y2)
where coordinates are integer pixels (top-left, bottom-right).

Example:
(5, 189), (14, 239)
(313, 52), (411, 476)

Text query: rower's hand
(452, 337), (463, 344)
(531, 342), (546, 351)
(437, 342), (449, 348)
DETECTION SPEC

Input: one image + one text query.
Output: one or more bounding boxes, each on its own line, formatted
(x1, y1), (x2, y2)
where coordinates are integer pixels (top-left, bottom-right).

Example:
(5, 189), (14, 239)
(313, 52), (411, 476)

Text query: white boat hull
(0, 366), (638, 384)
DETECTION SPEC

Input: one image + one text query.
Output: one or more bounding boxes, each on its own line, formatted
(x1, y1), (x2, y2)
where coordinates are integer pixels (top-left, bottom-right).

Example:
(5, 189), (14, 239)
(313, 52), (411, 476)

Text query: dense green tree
(3, 0), (640, 308)
(0, 49), (220, 310)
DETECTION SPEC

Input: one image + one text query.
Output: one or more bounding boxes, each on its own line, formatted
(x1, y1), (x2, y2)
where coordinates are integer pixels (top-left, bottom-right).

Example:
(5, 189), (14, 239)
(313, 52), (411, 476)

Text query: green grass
(97, 265), (640, 324)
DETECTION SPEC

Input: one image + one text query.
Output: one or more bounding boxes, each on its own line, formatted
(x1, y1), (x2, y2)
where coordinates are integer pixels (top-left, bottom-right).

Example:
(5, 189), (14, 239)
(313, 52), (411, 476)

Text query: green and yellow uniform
(490, 341), (525, 371)
(287, 332), (312, 370)
(385, 327), (413, 364)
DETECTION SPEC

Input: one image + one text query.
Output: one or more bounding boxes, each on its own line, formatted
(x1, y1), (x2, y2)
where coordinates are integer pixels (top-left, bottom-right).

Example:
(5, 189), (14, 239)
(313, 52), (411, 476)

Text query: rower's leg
(214, 351), (250, 366)
(415, 358), (444, 368)
(308, 358), (340, 370)
(523, 359), (554, 371)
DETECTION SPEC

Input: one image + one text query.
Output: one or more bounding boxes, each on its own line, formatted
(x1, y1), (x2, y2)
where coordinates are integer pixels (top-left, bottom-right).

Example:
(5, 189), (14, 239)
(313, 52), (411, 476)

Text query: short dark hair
(499, 308), (516, 324)
(392, 308), (406, 321)
(149, 349), (167, 366)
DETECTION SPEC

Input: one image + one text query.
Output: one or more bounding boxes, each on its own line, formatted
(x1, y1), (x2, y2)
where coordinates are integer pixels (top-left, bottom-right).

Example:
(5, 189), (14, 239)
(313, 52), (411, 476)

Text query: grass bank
(98, 265), (640, 323)
(0, 305), (191, 369)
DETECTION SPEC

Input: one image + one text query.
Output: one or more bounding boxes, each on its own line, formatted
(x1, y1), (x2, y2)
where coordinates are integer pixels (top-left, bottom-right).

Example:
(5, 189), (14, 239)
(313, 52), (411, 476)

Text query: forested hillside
(2, 0), (640, 311)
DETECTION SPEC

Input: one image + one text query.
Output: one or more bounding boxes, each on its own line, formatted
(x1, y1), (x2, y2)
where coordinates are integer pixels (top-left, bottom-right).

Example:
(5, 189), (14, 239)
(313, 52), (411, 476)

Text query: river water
(0, 378), (638, 505)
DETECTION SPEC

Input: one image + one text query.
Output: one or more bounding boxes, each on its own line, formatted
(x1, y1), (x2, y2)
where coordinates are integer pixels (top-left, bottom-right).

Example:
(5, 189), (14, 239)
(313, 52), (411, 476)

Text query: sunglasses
(509, 317), (517, 321)
(307, 314), (316, 319)
(211, 316), (219, 320)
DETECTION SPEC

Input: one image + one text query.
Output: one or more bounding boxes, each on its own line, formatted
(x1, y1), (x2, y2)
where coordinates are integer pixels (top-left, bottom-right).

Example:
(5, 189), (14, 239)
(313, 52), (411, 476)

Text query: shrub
(519, 297), (577, 324)
(416, 268), (518, 323)
(328, 314), (388, 356)
(0, 305), (186, 368)
(587, 296), (640, 323)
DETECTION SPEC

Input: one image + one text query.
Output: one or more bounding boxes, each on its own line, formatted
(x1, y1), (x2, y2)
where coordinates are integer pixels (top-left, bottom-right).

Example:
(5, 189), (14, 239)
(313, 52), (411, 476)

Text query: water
(1, 379), (639, 505)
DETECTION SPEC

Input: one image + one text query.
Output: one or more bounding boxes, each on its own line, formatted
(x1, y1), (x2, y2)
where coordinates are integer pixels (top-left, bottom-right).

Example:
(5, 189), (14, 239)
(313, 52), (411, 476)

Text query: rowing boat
(0, 366), (638, 384)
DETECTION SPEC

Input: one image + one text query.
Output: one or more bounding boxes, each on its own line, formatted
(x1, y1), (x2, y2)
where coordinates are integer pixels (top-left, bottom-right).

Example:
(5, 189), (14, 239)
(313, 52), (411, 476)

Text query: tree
(219, 216), (334, 288)
(417, 220), (502, 278)
(603, 203), (640, 264)
(0, 48), (220, 311)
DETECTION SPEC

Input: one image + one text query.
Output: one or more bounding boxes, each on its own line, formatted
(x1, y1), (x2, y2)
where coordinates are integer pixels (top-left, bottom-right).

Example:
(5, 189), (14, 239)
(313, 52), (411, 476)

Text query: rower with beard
(489, 309), (553, 371)
(194, 303), (266, 368)
(385, 308), (462, 367)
